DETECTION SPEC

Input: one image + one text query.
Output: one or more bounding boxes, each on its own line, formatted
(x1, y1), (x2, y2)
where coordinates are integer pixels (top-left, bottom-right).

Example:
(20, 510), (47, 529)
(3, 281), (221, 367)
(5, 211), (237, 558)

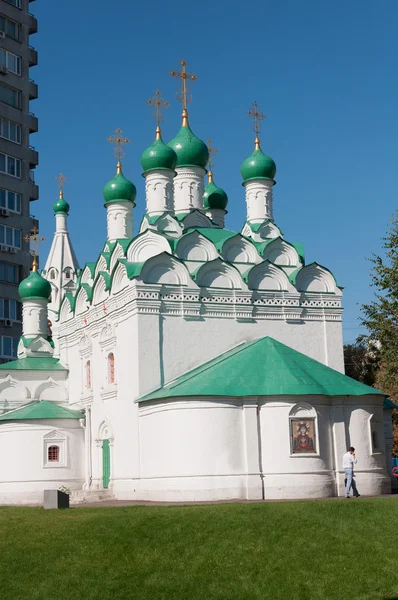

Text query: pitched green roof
(0, 357), (67, 371)
(83, 262), (96, 278)
(138, 337), (385, 402)
(0, 401), (82, 421)
(384, 398), (397, 409)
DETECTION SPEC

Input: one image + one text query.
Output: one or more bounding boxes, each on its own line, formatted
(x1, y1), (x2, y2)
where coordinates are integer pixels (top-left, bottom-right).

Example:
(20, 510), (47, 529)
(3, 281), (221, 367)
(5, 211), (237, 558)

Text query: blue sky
(32, 0), (398, 342)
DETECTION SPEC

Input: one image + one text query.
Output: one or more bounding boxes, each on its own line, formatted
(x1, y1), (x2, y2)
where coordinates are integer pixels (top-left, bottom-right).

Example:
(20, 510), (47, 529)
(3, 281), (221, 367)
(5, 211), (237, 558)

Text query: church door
(102, 439), (110, 489)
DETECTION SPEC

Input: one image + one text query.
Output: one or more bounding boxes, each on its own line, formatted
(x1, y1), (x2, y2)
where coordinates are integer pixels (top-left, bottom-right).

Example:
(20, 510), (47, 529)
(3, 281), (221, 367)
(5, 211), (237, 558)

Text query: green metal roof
(0, 401), (82, 421)
(384, 398), (397, 409)
(117, 259), (145, 279)
(0, 357), (67, 371)
(138, 337), (385, 402)
(185, 228), (242, 253)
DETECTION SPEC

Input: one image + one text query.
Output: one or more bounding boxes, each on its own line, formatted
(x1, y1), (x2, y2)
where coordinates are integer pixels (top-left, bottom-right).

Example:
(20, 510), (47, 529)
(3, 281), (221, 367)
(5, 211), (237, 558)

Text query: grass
(0, 498), (397, 600)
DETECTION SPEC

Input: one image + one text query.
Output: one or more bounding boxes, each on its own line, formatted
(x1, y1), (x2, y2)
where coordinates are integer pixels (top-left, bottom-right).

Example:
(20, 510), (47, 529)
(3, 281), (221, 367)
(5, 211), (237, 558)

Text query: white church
(0, 64), (395, 504)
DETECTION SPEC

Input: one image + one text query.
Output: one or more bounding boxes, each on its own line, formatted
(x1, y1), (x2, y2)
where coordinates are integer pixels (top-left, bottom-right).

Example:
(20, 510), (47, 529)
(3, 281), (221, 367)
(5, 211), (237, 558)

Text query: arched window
(370, 415), (381, 453)
(86, 359), (91, 388)
(49, 270), (55, 280)
(108, 352), (115, 384)
(65, 270), (71, 279)
(48, 445), (59, 462)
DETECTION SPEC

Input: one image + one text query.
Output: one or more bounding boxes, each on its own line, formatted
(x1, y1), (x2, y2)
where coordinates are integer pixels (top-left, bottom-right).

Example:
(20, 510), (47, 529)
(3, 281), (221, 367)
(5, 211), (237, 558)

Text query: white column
(106, 202), (133, 242)
(83, 406), (92, 490)
(173, 166), (206, 215)
(55, 213), (68, 233)
(205, 208), (226, 228)
(22, 298), (49, 337)
(331, 403), (348, 496)
(244, 179), (274, 223)
(144, 170), (174, 215)
(243, 401), (263, 500)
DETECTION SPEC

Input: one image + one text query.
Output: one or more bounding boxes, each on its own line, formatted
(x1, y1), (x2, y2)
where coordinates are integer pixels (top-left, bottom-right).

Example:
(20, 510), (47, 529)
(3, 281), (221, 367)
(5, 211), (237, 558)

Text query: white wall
(0, 419), (84, 504)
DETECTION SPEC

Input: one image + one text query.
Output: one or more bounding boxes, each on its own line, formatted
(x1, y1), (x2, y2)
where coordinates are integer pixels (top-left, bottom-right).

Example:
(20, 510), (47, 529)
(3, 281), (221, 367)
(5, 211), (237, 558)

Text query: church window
(108, 352), (115, 384)
(49, 270), (55, 280)
(370, 416), (381, 453)
(65, 270), (71, 279)
(48, 445), (59, 462)
(86, 360), (91, 388)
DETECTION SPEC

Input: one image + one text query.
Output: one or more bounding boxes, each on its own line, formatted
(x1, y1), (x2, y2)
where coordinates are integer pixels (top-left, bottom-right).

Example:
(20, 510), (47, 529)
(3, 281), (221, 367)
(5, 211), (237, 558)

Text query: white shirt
(343, 452), (357, 469)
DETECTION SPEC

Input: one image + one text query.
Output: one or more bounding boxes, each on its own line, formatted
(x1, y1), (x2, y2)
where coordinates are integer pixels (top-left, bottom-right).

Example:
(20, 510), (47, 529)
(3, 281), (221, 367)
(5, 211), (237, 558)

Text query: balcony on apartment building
(28, 79), (38, 100)
(28, 14), (38, 35)
(28, 112), (38, 134)
(28, 46), (38, 67)
(28, 169), (38, 201)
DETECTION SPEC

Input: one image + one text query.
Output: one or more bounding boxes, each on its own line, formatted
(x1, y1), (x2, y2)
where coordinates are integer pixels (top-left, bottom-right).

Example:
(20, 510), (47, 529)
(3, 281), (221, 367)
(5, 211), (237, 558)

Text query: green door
(102, 439), (110, 489)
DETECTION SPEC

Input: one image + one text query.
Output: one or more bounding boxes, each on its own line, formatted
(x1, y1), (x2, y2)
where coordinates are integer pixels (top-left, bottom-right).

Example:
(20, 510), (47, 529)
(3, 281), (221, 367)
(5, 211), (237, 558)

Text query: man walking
(343, 447), (360, 498)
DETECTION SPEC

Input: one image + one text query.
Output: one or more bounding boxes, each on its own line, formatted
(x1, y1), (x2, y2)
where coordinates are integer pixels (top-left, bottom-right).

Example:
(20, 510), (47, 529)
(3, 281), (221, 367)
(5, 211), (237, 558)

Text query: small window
(48, 445), (59, 462)
(86, 360), (91, 388)
(108, 352), (115, 384)
(5, 0), (22, 8)
(65, 270), (71, 279)
(370, 416), (381, 453)
(49, 270), (55, 280)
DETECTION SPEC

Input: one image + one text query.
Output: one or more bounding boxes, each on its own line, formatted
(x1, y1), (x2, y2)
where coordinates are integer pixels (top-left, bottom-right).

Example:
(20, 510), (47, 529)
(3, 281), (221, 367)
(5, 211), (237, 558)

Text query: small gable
(195, 258), (246, 290)
(175, 230), (218, 262)
(127, 230), (171, 263)
(246, 261), (295, 291)
(295, 263), (341, 295)
(180, 210), (214, 230)
(221, 234), (260, 264)
(139, 253), (193, 287)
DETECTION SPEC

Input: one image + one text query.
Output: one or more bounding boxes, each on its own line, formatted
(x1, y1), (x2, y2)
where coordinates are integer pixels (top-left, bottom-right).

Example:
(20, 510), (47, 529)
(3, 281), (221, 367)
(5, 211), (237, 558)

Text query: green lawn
(0, 498), (397, 600)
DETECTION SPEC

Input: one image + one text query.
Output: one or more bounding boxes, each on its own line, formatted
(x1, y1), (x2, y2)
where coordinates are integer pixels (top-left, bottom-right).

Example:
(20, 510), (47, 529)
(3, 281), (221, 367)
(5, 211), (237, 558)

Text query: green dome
(141, 137), (177, 173)
(103, 165), (136, 205)
(53, 193), (70, 215)
(19, 270), (51, 300)
(168, 124), (209, 168)
(241, 148), (276, 183)
(204, 180), (228, 211)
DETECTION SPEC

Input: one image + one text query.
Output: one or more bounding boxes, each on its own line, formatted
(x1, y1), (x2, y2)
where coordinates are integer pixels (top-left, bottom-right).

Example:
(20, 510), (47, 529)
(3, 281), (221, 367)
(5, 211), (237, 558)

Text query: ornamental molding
(99, 321), (116, 349)
(100, 386), (118, 402)
(58, 281), (343, 341)
(78, 333), (92, 355)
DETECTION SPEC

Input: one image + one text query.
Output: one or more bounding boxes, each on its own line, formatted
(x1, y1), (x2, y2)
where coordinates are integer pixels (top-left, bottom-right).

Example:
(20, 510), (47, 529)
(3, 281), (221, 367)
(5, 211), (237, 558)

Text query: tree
(344, 341), (379, 386)
(361, 211), (398, 456)
(361, 212), (398, 397)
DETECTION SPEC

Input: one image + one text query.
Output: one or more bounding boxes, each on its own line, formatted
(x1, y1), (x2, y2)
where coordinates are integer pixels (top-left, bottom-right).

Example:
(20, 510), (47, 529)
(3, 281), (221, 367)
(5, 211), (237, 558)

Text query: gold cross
(248, 101), (265, 137)
(147, 90), (170, 128)
(170, 59), (198, 111)
(56, 173), (67, 198)
(56, 173), (67, 191)
(24, 226), (45, 272)
(107, 128), (130, 161)
(206, 139), (219, 177)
